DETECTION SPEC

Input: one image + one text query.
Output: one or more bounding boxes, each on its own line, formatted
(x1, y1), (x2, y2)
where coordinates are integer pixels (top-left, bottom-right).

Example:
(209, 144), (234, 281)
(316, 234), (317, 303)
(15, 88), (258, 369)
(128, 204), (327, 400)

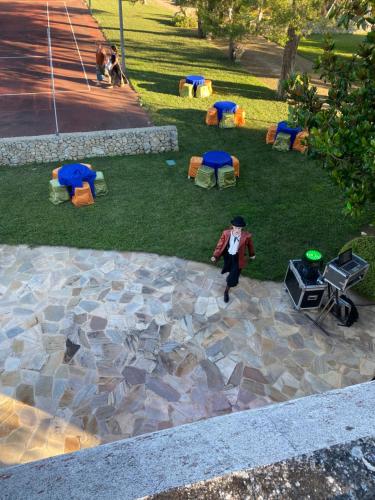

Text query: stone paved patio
(1, 245), (374, 468)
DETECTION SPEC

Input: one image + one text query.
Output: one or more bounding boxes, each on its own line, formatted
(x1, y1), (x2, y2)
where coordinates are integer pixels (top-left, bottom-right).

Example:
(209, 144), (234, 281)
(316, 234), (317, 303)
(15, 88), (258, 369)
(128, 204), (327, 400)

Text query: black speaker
(284, 260), (327, 310)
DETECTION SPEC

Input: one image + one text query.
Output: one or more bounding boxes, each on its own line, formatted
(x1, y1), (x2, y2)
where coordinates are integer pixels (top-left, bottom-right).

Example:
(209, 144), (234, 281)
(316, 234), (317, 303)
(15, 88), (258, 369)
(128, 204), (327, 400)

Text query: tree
(329, 0), (374, 30)
(196, 0), (211, 38)
(201, 0), (255, 61)
(284, 1), (375, 215)
(255, 0), (265, 32)
(175, 0), (266, 52)
(257, 0), (324, 97)
(175, 0), (210, 38)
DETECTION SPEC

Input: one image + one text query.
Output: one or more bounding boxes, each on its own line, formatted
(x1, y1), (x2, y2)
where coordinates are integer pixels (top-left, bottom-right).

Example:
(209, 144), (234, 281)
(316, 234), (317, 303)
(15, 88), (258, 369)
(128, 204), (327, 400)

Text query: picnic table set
(266, 121), (308, 153)
(188, 150), (240, 190)
(206, 101), (246, 128)
(49, 163), (108, 207)
(179, 75), (213, 98)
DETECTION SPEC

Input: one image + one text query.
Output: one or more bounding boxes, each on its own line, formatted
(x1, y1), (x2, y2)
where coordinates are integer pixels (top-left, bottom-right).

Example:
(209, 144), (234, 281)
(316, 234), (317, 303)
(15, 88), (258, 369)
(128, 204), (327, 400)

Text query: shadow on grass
(144, 15), (174, 25)
(154, 107), (277, 154)
(123, 26), (203, 41)
(144, 16), (198, 38)
(125, 44), (248, 72)
(129, 67), (276, 101)
(91, 8), (112, 15)
(98, 26), (120, 31)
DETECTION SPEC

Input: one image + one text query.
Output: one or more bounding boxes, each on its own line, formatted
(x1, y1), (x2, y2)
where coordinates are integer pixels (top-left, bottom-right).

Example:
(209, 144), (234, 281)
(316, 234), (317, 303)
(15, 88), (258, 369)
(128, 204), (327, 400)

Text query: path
(238, 36), (329, 95)
(1, 244), (374, 468)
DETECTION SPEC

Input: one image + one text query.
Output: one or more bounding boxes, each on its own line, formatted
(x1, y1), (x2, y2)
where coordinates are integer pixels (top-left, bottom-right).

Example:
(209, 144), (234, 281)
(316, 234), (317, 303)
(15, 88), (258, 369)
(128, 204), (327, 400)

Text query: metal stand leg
(304, 311), (331, 336)
(304, 285), (337, 336)
(315, 287), (337, 324)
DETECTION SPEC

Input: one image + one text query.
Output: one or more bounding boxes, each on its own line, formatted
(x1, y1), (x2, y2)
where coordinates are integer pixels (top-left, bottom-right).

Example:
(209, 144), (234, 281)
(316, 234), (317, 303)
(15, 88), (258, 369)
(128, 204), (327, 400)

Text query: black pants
(111, 65), (123, 86)
(221, 250), (241, 288)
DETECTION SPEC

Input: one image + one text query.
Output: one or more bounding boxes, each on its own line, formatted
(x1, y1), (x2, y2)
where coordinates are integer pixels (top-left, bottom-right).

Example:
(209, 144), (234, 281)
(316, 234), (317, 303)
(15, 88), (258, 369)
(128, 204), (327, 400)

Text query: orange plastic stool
(52, 167), (61, 179)
(205, 108), (219, 126)
(234, 108), (246, 127)
(179, 79), (186, 93)
(266, 124), (277, 144)
(292, 131), (309, 153)
(231, 156), (240, 177)
(204, 79), (213, 94)
(188, 156), (203, 178)
(71, 182), (94, 207)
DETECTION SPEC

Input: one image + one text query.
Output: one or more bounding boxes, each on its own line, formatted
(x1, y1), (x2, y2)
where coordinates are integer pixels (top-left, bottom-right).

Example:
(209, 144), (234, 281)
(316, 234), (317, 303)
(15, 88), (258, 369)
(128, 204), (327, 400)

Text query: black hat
(231, 216), (246, 227)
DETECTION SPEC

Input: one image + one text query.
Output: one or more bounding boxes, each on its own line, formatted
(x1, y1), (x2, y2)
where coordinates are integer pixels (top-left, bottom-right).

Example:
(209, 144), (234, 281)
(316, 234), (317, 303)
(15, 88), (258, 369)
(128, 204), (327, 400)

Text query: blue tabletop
(186, 75), (205, 87)
(58, 163), (97, 197)
(276, 121), (302, 147)
(203, 150), (233, 169)
(214, 101), (238, 121)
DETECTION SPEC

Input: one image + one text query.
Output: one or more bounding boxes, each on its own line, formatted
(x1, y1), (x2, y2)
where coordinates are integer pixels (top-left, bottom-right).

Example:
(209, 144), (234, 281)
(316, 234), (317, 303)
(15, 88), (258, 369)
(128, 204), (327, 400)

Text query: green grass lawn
(0, 2), (372, 281)
(298, 33), (366, 63)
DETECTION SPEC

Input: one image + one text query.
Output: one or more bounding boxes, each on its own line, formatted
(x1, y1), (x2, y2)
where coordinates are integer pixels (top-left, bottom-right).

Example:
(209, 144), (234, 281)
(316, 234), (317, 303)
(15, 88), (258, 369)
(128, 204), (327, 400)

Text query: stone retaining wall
(0, 126), (178, 166)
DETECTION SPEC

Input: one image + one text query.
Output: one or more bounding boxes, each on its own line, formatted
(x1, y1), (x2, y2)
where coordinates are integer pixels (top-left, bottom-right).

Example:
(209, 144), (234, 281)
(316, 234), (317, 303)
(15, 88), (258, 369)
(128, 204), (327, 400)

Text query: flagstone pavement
(1, 244), (374, 468)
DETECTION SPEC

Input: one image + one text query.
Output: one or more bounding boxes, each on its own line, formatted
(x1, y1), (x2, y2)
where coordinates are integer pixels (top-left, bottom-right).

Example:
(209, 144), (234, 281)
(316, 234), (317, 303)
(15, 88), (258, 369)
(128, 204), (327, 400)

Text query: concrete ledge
(1, 382), (374, 499)
(149, 436), (375, 499)
(0, 126), (179, 166)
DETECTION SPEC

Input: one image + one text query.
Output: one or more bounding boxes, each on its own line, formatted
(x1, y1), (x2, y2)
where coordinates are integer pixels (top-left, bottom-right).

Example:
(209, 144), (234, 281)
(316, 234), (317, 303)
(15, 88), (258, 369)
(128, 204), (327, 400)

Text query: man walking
(95, 42), (108, 82)
(211, 216), (255, 303)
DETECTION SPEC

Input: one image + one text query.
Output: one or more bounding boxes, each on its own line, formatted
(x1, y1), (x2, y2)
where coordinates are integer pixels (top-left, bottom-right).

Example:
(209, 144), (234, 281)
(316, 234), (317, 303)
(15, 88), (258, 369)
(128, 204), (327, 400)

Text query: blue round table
(276, 121), (302, 148)
(213, 101), (238, 121)
(186, 75), (205, 89)
(203, 150), (233, 177)
(58, 163), (97, 197)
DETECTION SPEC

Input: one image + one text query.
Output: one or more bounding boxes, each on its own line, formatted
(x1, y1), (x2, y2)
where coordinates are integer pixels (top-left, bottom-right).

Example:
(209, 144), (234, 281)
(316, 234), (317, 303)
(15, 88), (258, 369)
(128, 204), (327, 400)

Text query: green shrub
(172, 12), (197, 29)
(340, 236), (375, 300)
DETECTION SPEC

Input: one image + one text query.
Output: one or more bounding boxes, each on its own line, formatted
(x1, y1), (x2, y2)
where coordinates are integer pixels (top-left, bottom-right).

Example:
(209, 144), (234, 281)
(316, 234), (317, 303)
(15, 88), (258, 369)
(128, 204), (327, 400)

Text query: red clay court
(0, 0), (152, 138)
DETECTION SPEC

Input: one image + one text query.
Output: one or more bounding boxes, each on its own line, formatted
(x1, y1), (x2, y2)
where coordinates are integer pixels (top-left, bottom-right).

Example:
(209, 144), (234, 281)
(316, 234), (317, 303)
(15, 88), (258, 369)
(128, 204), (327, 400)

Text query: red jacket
(213, 229), (255, 269)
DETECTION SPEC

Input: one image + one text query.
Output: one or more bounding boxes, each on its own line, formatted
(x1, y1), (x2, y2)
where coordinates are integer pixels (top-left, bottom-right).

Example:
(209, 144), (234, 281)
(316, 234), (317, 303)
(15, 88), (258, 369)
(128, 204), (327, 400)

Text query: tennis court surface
(0, 0), (151, 138)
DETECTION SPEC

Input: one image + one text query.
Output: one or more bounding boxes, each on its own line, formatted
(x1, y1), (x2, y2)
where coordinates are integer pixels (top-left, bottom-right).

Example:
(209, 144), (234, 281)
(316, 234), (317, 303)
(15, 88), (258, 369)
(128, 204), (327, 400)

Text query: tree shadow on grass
(128, 53), (243, 73)
(126, 45), (251, 77)
(124, 40), (281, 94)
(129, 67), (276, 101)
(121, 26), (198, 40)
(98, 26), (121, 31)
(125, 40), (244, 67)
(91, 8), (112, 15)
(144, 16), (173, 26)
(153, 107), (266, 154)
(214, 79), (276, 100)
(144, 16), (198, 38)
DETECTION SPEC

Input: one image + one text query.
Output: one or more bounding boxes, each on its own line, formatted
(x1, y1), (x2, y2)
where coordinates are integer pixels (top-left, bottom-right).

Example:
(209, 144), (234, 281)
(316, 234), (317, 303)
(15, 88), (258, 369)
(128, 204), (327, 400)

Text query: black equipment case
(323, 254), (369, 292)
(284, 259), (327, 310)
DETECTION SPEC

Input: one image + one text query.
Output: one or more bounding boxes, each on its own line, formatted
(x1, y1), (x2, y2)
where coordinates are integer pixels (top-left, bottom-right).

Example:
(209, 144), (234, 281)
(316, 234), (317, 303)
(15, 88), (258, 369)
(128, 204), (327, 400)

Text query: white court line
(0, 89), (91, 97)
(46, 2), (59, 136)
(63, 1), (91, 91)
(0, 55), (46, 59)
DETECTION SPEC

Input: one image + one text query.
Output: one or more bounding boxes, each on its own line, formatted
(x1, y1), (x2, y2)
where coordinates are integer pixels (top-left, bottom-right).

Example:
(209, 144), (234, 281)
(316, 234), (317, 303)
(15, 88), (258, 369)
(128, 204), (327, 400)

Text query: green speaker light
(305, 249), (322, 262)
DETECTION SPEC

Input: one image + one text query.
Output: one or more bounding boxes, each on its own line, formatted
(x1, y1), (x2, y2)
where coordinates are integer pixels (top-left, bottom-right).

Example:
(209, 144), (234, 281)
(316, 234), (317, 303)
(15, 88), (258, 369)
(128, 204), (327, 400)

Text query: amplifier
(284, 260), (327, 310)
(323, 253), (369, 292)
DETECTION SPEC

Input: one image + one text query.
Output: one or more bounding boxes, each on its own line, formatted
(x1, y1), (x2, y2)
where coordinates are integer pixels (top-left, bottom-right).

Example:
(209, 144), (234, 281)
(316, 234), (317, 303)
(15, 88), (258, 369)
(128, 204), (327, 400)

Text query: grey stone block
(1, 383), (374, 500)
